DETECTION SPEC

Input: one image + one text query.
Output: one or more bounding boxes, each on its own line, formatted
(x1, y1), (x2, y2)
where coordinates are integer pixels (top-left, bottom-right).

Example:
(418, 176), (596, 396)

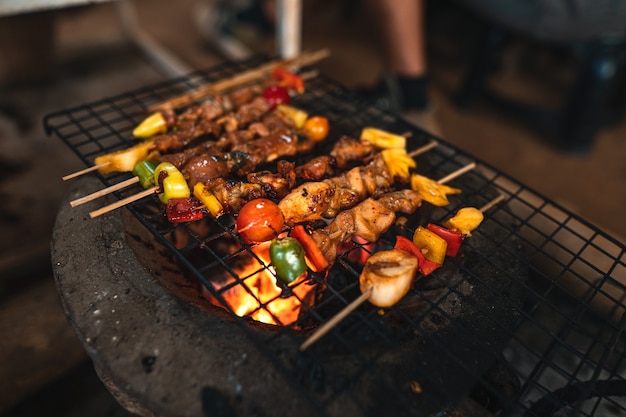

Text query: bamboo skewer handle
(62, 163), (109, 181)
(480, 194), (505, 213)
(437, 162), (476, 184)
(408, 140), (438, 158)
(300, 287), (373, 351)
(70, 177), (140, 208)
(89, 186), (158, 218)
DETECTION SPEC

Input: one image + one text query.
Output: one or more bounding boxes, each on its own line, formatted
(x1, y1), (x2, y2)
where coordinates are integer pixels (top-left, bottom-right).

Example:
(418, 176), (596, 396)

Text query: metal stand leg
(117, 0), (193, 78)
(276, 0), (302, 59)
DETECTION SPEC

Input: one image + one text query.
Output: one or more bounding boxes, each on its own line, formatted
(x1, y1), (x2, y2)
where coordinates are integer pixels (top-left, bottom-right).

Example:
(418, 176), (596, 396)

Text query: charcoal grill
(46, 56), (626, 417)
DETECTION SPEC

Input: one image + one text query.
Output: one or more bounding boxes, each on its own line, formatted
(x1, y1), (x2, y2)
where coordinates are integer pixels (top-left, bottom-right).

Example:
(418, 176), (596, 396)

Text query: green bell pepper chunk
(132, 160), (159, 189)
(269, 237), (307, 284)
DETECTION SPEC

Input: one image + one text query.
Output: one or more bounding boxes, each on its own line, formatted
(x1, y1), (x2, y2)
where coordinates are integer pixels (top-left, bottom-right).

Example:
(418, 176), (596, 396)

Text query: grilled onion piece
(359, 250), (418, 308)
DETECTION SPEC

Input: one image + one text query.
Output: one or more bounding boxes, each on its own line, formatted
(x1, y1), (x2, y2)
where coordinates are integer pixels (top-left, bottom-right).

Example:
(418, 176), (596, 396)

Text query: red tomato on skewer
(236, 198), (285, 244)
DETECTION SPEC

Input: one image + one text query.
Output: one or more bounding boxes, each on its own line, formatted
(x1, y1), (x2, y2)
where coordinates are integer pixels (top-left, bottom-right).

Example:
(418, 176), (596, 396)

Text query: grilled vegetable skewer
(299, 192), (504, 351)
(62, 67), (313, 181)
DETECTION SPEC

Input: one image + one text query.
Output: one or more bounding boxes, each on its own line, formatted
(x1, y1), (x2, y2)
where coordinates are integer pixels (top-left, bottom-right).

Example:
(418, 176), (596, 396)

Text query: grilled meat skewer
(309, 189), (424, 265)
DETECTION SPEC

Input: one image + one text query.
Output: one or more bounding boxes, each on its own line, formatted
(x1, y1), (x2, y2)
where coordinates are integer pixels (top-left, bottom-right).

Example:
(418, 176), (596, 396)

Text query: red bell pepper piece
(272, 67), (305, 94)
(166, 198), (204, 223)
(394, 235), (441, 276)
(425, 223), (466, 257)
(290, 225), (329, 272)
(262, 85), (291, 109)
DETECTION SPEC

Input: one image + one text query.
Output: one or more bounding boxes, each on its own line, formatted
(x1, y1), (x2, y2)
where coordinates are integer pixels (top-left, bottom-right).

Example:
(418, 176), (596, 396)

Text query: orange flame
(203, 242), (317, 326)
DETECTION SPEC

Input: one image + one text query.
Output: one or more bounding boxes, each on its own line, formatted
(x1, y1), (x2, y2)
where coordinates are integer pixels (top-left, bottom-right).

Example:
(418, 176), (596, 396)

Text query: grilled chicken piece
(310, 190), (423, 264)
(295, 155), (337, 180)
(204, 178), (266, 215)
(377, 189), (424, 214)
(279, 154), (393, 226)
(154, 119), (223, 153)
(231, 127), (310, 176)
(226, 84), (262, 107)
(247, 162), (296, 200)
(330, 136), (377, 168)
(360, 250), (418, 308)
(324, 198), (396, 244)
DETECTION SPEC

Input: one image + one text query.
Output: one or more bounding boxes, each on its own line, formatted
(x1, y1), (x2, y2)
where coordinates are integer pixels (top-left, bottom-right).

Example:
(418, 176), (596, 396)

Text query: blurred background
(1, 0), (625, 415)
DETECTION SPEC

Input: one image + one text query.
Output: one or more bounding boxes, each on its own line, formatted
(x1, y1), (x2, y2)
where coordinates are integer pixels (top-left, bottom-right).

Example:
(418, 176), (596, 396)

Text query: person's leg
(366, 0), (429, 110)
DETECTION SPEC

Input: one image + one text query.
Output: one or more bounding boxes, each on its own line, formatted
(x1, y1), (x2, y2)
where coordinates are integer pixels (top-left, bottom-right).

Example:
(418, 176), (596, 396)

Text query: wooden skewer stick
(62, 163), (109, 181)
(150, 48), (331, 111)
(70, 177), (140, 208)
(300, 288), (373, 351)
(299, 169), (505, 351)
(479, 194), (505, 213)
(89, 186), (158, 219)
(408, 140), (438, 158)
(72, 135), (437, 210)
(437, 162), (476, 184)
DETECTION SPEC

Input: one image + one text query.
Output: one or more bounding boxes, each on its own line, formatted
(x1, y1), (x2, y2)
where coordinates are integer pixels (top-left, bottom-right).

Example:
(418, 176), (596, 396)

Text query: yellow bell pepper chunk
(153, 162), (190, 203)
(410, 174), (461, 206)
(412, 226), (447, 265)
(360, 127), (406, 149)
(133, 112), (167, 139)
(276, 104), (308, 128)
(444, 207), (484, 236)
(94, 140), (158, 174)
(381, 148), (416, 179)
(193, 183), (224, 218)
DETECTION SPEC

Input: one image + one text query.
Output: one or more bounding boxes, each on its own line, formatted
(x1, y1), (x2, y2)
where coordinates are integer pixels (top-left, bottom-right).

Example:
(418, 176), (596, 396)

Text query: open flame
(202, 242), (317, 326)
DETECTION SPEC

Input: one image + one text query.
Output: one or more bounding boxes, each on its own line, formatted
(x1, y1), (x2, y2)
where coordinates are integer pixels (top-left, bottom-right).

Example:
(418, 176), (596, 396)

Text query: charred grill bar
(46, 57), (626, 417)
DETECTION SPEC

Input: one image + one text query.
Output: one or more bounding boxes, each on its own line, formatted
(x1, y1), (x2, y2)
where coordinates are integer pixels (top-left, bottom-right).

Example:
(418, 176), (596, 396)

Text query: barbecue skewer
(71, 135), (438, 209)
(87, 122), (321, 218)
(299, 191), (504, 351)
(62, 68), (320, 182)
(149, 49), (330, 111)
(87, 137), (437, 219)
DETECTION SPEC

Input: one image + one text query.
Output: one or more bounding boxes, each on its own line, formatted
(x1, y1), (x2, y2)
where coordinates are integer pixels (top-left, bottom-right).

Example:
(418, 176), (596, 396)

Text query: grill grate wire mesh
(45, 57), (626, 417)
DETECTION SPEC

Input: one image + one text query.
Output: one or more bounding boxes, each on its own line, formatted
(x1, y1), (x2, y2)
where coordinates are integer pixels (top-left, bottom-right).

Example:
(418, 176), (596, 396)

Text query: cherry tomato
(303, 116), (330, 142)
(262, 85), (291, 109)
(236, 198), (285, 244)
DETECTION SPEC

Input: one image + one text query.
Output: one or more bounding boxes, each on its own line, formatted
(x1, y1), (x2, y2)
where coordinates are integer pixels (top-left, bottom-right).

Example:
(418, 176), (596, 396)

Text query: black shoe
(355, 75), (406, 113)
(355, 74), (429, 113)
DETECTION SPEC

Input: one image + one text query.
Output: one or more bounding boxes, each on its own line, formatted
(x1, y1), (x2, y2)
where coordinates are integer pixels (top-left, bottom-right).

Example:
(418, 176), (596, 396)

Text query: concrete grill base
(52, 177), (322, 417)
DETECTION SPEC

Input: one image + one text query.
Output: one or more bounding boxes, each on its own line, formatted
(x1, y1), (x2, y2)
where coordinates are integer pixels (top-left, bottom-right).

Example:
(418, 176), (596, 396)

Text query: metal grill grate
(45, 57), (626, 417)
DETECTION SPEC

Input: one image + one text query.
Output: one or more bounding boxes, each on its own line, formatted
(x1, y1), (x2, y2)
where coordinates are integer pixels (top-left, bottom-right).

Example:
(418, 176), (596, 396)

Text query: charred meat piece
(295, 155), (337, 181)
(330, 136), (377, 168)
(279, 154), (393, 225)
(230, 127), (304, 176)
(159, 141), (225, 169)
(310, 190), (423, 264)
(247, 160), (297, 197)
(154, 120), (223, 153)
(183, 155), (230, 187)
(202, 178), (265, 215)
